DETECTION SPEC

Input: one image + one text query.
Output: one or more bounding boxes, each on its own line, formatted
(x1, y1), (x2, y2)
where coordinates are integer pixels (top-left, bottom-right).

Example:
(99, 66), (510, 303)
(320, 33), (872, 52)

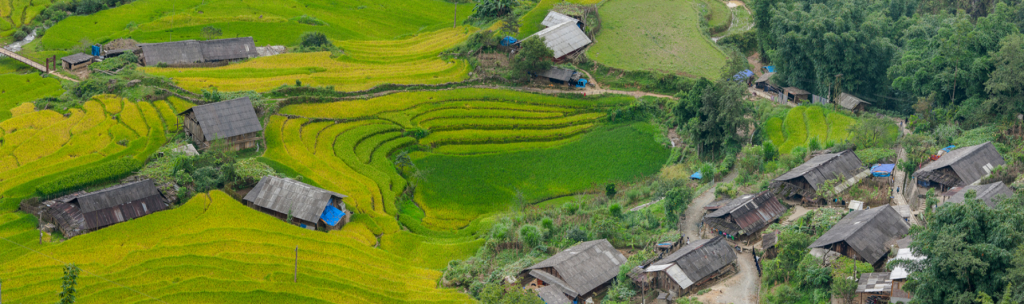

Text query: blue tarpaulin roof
(763, 66), (776, 73)
(500, 36), (518, 46)
(690, 171), (703, 180)
(733, 69), (754, 81)
(942, 145), (956, 153)
(320, 205), (345, 226)
(871, 164), (895, 177)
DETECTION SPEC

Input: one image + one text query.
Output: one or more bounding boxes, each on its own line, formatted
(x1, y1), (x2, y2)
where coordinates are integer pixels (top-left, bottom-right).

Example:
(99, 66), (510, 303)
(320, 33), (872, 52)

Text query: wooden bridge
(0, 47), (78, 82)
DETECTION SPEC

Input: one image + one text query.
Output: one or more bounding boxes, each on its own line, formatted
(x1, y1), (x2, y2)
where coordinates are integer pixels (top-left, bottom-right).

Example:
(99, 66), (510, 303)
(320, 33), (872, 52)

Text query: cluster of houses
(746, 68), (872, 112)
(514, 140), (1009, 304)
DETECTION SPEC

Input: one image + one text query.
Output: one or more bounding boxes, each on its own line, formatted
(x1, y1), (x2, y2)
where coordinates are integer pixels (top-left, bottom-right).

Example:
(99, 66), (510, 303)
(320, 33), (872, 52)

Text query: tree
(984, 33), (1024, 122)
(664, 187), (694, 225)
(499, 13), (519, 37)
(477, 283), (543, 304)
(518, 224), (543, 249)
(512, 37), (552, 80)
(59, 264), (80, 304)
(300, 32), (332, 48)
(849, 117), (897, 149)
(201, 26), (222, 40)
(683, 80), (749, 157)
(472, 0), (519, 18)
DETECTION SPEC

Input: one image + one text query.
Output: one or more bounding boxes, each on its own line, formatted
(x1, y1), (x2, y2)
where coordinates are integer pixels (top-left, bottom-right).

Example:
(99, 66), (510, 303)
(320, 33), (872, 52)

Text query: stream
(2, 29), (37, 53)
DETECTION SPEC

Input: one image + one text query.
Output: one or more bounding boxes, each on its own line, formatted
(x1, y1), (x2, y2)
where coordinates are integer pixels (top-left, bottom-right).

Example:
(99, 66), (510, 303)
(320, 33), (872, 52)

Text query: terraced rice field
(0, 0), (54, 37)
(0, 95), (188, 209)
(589, 0), (728, 78)
(763, 105), (857, 154)
(142, 27), (473, 92)
(0, 191), (474, 304)
(0, 73), (63, 122)
(266, 89), (661, 230)
(37, 0), (473, 49)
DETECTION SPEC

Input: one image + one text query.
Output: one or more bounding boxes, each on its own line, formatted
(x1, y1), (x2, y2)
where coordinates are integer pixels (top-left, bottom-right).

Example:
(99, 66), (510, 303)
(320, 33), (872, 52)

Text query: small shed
(942, 182), (1014, 209)
(703, 191), (786, 239)
(538, 67), (579, 85)
(61, 53), (94, 71)
(242, 176), (351, 231)
(644, 237), (737, 295)
(783, 87), (811, 103)
(522, 239), (627, 303)
(837, 93), (870, 112)
(771, 150), (864, 200)
(855, 272), (892, 303)
(913, 142), (1005, 189)
(761, 230), (779, 259)
(809, 205), (909, 265)
(46, 179), (167, 238)
(177, 97), (263, 151)
(848, 200), (865, 211)
(889, 248), (925, 303)
(526, 11), (592, 61)
(755, 72), (775, 90)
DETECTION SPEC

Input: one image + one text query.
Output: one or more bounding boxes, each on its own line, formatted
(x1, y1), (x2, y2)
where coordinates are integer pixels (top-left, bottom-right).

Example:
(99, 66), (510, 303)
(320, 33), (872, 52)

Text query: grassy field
(268, 89), (644, 230)
(0, 73), (63, 122)
(588, 0), (728, 78)
(0, 0), (54, 38)
(37, 0), (472, 49)
(141, 27), (473, 92)
(412, 123), (669, 227)
(704, 0), (731, 33)
(763, 105), (875, 154)
(0, 191), (474, 304)
(0, 95), (188, 209)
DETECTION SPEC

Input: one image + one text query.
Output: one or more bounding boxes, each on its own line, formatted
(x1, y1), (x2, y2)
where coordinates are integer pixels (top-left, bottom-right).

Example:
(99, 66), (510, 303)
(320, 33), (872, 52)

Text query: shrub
(606, 184), (617, 197)
(763, 140), (778, 161)
(300, 32), (332, 48)
(512, 37), (553, 80)
(13, 30), (28, 41)
(567, 227), (587, 242)
(808, 137), (822, 151)
(291, 15), (326, 26)
(540, 217), (554, 232)
(518, 224), (543, 249)
(609, 204), (623, 218)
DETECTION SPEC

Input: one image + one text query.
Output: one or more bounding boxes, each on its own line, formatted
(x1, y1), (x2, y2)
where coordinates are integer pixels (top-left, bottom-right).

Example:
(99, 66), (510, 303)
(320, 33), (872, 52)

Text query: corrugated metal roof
(913, 142), (1005, 186)
(652, 237), (736, 288)
(536, 285), (572, 304)
(61, 53), (94, 64)
(665, 264), (694, 290)
(889, 248), (924, 280)
(541, 11), (578, 27)
(539, 67), (576, 82)
(529, 21), (592, 58)
(181, 97), (263, 140)
(72, 179), (164, 213)
(526, 239), (626, 297)
(809, 205), (909, 263)
(242, 176), (347, 223)
(774, 150), (864, 191)
(857, 272), (893, 293)
(756, 72), (774, 83)
(784, 87), (811, 95)
(82, 194), (167, 230)
(704, 191), (786, 235)
(837, 93), (869, 110)
(944, 182), (1014, 209)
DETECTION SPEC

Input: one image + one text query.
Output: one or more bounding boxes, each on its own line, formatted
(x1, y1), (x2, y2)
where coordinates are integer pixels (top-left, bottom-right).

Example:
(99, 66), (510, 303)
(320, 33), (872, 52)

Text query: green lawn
(412, 122), (670, 228)
(588, 0), (727, 78)
(38, 0), (473, 50)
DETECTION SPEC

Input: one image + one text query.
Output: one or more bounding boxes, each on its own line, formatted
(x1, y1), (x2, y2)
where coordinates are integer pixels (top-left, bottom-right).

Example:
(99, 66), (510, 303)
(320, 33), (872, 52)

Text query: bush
(763, 140), (778, 161)
(606, 184), (617, 197)
(609, 204), (623, 218)
(567, 227), (587, 242)
(512, 37), (553, 80)
(291, 15), (326, 26)
(540, 217), (554, 232)
(518, 225), (543, 249)
(13, 30), (28, 41)
(300, 32), (332, 48)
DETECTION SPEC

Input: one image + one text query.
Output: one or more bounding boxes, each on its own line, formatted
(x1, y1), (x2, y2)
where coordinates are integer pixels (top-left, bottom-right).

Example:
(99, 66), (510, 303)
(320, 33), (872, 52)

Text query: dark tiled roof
(914, 142), (1006, 186)
(140, 37), (257, 66)
(536, 285), (571, 304)
(200, 37), (258, 61)
(653, 236), (736, 288)
(182, 97), (263, 140)
(944, 182), (1015, 209)
(774, 150), (864, 191)
(526, 239), (626, 297)
(809, 205), (909, 263)
(243, 176), (347, 223)
(71, 179), (163, 213)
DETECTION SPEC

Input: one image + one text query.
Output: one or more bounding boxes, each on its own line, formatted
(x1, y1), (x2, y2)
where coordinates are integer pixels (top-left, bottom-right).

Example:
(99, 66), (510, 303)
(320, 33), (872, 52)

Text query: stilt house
(809, 205), (909, 265)
(703, 191), (786, 240)
(242, 176), (351, 231)
(771, 150), (864, 200)
(46, 179), (167, 238)
(522, 239), (627, 304)
(178, 97), (263, 151)
(913, 142), (1005, 190)
(643, 237), (737, 295)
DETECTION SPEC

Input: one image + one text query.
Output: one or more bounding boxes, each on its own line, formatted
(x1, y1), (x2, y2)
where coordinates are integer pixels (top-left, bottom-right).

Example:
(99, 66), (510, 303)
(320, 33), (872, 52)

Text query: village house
(521, 239), (627, 304)
(46, 179), (168, 238)
(178, 97), (264, 151)
(755, 72), (775, 91)
(525, 11), (592, 61)
(760, 230), (779, 260)
(809, 205), (910, 265)
(837, 93), (870, 113)
(913, 141), (1005, 190)
(139, 37), (258, 67)
(242, 176), (350, 231)
(61, 53), (94, 71)
(941, 181), (1014, 209)
(889, 247), (925, 303)
(855, 272), (893, 303)
(703, 191), (786, 240)
(771, 150), (865, 201)
(643, 237), (737, 296)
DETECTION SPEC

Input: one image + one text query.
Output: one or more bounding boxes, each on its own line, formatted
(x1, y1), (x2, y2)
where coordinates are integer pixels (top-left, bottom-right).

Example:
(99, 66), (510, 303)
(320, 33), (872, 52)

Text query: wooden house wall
(182, 112), (205, 143)
(652, 263), (736, 296)
(891, 280), (912, 300)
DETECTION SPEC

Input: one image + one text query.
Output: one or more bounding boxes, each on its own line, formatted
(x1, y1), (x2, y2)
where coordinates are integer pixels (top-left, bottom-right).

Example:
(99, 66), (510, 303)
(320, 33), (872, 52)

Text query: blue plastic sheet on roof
(500, 36), (518, 46)
(763, 66), (776, 73)
(942, 145), (956, 153)
(733, 69), (754, 81)
(871, 164), (895, 177)
(690, 171), (703, 180)
(320, 205), (346, 226)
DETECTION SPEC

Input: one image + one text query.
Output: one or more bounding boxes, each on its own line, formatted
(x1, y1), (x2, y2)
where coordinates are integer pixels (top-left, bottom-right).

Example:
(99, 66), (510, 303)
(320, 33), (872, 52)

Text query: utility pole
(294, 247), (298, 283)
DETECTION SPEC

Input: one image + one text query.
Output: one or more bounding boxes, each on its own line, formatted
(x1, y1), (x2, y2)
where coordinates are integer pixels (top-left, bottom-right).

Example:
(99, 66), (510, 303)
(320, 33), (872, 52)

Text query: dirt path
(748, 53), (764, 76)
(697, 250), (760, 304)
(681, 169), (739, 239)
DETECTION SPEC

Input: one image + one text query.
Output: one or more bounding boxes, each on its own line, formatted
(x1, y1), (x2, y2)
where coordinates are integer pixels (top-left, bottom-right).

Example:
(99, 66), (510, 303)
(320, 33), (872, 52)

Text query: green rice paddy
(763, 105), (858, 154)
(0, 73), (63, 122)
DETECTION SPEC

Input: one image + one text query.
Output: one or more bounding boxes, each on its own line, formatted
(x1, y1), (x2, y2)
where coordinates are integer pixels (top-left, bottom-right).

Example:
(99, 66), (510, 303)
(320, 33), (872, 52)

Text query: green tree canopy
(512, 37), (553, 80)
